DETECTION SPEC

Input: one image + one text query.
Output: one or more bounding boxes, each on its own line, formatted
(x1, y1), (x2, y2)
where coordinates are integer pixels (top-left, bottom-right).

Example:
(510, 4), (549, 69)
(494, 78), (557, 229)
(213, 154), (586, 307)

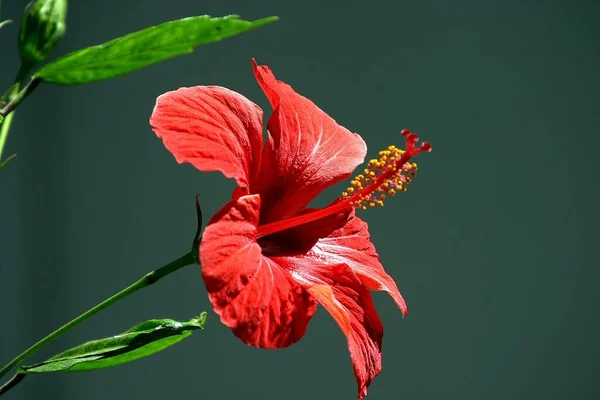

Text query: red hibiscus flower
(150, 60), (430, 399)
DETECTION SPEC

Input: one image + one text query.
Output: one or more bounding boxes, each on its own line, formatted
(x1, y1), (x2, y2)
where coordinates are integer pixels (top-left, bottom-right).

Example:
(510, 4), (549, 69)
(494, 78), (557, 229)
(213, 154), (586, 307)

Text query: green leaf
(19, 313), (206, 373)
(34, 15), (278, 85)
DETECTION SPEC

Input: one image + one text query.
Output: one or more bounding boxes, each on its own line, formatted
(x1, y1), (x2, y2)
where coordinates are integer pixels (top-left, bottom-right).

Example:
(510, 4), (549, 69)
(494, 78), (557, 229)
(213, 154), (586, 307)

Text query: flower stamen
(256, 129), (430, 238)
(342, 129), (431, 210)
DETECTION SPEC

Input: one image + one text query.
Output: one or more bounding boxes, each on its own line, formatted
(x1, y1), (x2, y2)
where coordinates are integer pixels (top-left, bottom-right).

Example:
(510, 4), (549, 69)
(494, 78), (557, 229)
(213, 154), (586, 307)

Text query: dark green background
(1, 0), (598, 399)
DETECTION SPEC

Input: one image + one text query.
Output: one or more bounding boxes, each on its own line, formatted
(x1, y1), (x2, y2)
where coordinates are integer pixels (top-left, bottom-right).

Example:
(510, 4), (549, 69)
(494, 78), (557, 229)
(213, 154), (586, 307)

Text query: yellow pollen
(341, 144), (419, 209)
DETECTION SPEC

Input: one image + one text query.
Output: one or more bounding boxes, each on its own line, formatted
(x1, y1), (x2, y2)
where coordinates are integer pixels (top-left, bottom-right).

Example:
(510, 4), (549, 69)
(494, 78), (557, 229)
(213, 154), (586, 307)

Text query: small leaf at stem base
(19, 313), (206, 373)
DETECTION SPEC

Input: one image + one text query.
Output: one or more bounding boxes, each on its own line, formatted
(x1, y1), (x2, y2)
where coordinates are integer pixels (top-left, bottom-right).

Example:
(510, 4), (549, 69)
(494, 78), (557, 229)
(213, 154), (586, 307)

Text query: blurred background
(1, 0), (598, 399)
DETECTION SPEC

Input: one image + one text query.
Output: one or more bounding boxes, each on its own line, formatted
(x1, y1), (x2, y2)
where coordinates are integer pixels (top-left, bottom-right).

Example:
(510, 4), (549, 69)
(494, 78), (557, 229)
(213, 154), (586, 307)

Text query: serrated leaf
(20, 313), (206, 373)
(34, 15), (277, 85)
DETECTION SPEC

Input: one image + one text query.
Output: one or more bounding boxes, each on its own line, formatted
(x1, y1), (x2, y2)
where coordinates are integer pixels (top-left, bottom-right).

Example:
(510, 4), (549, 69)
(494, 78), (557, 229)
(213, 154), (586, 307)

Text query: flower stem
(0, 61), (37, 164)
(0, 251), (196, 383)
(0, 153), (16, 169)
(0, 373), (25, 396)
(0, 20), (13, 31)
(0, 77), (40, 119)
(0, 111), (16, 167)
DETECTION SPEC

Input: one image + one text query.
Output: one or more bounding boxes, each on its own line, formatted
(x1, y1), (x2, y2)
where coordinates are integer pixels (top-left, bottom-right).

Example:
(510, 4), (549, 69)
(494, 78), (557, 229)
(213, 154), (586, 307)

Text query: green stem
(0, 111), (15, 165)
(0, 61), (36, 163)
(0, 153), (16, 169)
(0, 251), (195, 381)
(0, 373), (25, 396)
(0, 20), (12, 31)
(0, 77), (40, 118)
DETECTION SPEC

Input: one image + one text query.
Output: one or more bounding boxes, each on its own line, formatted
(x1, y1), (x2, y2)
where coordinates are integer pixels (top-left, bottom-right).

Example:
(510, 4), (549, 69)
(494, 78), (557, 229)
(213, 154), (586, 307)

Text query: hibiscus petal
(150, 86), (263, 195)
(285, 262), (383, 400)
(308, 210), (408, 315)
(266, 209), (407, 315)
(252, 60), (367, 221)
(200, 194), (317, 348)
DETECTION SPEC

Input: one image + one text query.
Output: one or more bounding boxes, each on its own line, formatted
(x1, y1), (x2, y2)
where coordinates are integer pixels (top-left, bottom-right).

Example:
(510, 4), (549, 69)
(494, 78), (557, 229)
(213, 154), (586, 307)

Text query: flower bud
(18, 0), (67, 64)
